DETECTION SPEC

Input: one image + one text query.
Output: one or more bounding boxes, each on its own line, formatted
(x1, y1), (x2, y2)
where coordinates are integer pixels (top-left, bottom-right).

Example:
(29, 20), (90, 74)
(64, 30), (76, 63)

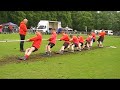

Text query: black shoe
(20, 50), (25, 52)
(18, 57), (24, 60)
(18, 56), (27, 60)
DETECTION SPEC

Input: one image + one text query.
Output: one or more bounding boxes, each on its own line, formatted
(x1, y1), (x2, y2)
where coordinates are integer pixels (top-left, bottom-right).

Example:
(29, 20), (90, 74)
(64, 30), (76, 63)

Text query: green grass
(0, 33), (120, 79)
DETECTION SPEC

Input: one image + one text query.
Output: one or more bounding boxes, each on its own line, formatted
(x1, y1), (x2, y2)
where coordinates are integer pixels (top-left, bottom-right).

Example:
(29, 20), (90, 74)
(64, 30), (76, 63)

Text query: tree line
(0, 11), (120, 31)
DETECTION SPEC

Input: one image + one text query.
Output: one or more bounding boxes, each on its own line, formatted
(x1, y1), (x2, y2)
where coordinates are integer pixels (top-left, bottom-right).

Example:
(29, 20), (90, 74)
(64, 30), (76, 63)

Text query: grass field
(0, 33), (120, 79)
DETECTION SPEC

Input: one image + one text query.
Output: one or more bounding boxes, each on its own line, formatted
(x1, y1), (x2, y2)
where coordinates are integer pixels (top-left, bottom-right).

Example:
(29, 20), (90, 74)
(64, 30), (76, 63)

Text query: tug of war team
(18, 19), (106, 60)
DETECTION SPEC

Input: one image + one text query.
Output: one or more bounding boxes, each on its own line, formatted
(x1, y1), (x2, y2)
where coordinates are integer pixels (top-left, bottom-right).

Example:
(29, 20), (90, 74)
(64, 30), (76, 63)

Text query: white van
(94, 30), (113, 35)
(36, 20), (48, 33)
(105, 30), (113, 35)
(36, 20), (61, 33)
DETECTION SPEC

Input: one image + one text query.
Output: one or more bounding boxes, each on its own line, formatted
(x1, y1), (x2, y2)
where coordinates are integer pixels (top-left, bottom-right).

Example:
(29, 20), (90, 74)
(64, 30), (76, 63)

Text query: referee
(19, 18), (28, 52)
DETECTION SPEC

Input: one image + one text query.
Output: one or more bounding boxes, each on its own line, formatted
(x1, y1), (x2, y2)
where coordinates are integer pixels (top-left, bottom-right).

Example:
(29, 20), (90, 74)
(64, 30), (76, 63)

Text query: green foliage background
(1, 11), (120, 31)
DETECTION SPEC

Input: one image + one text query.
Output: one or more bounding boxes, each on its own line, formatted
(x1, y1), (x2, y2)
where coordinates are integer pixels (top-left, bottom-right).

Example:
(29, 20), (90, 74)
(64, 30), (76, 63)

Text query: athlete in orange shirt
(69, 35), (81, 52)
(18, 31), (42, 60)
(97, 30), (106, 47)
(90, 31), (96, 47)
(58, 30), (70, 54)
(45, 28), (57, 56)
(77, 35), (84, 49)
(83, 33), (92, 50)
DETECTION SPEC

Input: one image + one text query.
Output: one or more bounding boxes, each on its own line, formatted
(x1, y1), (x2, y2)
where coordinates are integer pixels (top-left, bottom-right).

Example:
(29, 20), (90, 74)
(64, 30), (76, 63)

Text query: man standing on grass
(45, 28), (57, 56)
(97, 29), (106, 47)
(18, 31), (42, 60)
(19, 18), (28, 52)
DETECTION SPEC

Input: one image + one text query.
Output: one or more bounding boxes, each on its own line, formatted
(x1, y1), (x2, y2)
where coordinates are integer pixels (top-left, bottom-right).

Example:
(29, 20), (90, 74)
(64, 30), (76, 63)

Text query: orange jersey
(19, 21), (27, 35)
(78, 36), (84, 43)
(71, 36), (79, 44)
(49, 32), (57, 44)
(86, 36), (92, 42)
(60, 33), (70, 43)
(91, 32), (96, 39)
(29, 33), (42, 49)
(99, 31), (106, 37)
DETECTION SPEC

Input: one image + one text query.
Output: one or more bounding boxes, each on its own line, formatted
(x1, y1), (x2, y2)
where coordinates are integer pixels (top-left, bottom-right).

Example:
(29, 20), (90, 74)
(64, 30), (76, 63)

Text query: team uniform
(45, 31), (57, 56)
(59, 33), (70, 54)
(48, 32), (57, 48)
(70, 35), (81, 52)
(90, 32), (96, 47)
(91, 32), (96, 42)
(78, 36), (84, 47)
(97, 31), (106, 47)
(97, 31), (106, 42)
(71, 36), (79, 47)
(60, 33), (70, 49)
(86, 36), (92, 44)
(84, 35), (92, 50)
(19, 32), (42, 60)
(29, 33), (42, 52)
